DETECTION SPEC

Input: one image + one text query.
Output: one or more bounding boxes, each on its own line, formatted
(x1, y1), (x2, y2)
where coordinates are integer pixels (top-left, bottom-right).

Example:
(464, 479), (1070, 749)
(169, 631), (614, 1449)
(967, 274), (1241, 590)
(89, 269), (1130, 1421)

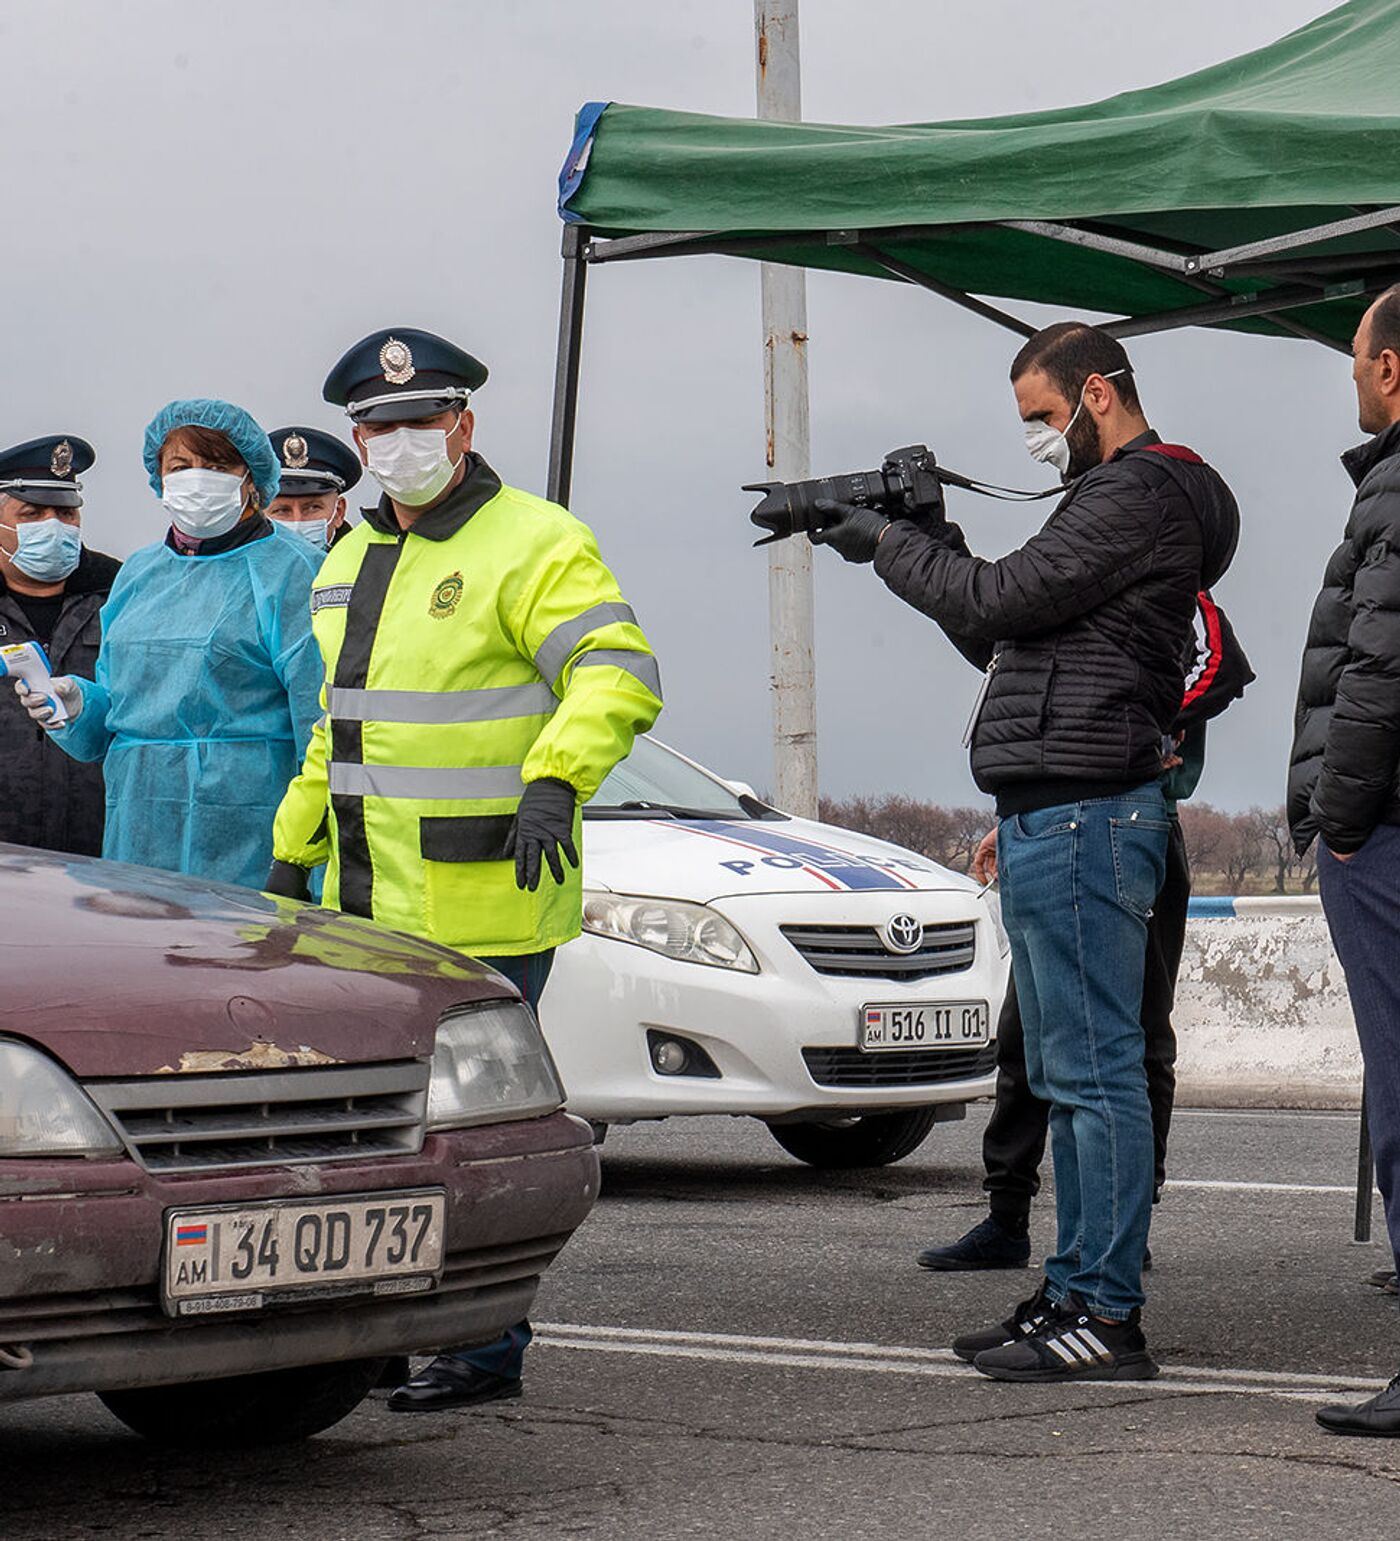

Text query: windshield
(588, 737), (764, 819)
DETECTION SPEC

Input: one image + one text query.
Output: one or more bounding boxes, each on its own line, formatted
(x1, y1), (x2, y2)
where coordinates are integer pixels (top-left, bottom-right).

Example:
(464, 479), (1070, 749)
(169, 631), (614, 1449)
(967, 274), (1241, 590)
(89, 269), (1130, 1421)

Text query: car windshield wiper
(607, 800), (736, 819)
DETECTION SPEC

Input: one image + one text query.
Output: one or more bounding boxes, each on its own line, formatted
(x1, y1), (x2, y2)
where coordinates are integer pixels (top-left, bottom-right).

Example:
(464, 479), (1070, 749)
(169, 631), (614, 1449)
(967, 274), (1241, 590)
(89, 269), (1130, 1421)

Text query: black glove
(809, 499), (889, 564)
(508, 777), (580, 892)
(265, 860), (311, 901)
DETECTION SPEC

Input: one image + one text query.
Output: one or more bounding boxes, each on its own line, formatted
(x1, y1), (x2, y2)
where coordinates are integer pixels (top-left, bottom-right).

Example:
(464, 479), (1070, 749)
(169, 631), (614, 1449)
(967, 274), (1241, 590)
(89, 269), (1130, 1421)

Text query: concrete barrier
(1176, 895), (1361, 1109)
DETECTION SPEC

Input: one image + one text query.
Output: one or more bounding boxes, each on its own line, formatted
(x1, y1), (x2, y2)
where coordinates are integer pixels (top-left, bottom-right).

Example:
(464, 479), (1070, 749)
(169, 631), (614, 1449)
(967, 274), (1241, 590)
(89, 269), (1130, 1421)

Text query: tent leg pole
(757, 0), (817, 819)
(1355, 1077), (1374, 1245)
(547, 224), (588, 508)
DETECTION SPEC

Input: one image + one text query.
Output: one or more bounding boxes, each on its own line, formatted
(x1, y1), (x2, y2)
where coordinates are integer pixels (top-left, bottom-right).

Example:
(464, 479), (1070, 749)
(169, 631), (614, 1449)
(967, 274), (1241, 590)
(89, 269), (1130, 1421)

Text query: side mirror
(725, 779), (757, 799)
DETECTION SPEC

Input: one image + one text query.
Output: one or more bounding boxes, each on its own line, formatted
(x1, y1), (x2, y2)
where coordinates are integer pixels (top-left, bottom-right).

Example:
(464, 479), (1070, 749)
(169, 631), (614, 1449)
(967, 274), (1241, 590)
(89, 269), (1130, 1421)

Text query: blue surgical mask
(273, 516), (330, 551)
(4, 517), (82, 582)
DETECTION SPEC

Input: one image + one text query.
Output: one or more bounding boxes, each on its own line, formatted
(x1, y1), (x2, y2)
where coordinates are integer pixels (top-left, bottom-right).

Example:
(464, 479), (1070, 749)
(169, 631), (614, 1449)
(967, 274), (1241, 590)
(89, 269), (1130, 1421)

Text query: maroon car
(0, 845), (598, 1444)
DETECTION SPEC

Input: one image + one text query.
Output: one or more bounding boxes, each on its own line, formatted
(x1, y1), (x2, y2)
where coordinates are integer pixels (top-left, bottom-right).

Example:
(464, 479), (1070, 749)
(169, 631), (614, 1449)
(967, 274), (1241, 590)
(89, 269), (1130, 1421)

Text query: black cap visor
(274, 473), (347, 499)
(0, 480), (82, 510)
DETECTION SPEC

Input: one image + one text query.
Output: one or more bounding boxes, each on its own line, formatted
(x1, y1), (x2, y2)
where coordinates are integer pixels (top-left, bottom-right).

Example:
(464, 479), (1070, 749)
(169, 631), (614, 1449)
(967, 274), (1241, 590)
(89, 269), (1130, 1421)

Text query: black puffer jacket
(873, 433), (1240, 811)
(1288, 420), (1400, 855)
(0, 548), (121, 856)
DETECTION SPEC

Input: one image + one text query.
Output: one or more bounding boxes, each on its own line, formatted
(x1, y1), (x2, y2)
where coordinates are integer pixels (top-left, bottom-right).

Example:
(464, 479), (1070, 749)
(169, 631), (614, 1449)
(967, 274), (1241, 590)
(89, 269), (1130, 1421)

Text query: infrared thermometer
(0, 641), (69, 724)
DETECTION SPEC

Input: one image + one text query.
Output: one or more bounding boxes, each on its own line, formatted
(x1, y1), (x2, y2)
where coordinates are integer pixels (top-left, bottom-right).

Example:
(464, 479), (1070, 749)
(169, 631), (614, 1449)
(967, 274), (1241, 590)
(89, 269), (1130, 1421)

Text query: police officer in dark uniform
(265, 426), (362, 552)
(0, 436), (120, 855)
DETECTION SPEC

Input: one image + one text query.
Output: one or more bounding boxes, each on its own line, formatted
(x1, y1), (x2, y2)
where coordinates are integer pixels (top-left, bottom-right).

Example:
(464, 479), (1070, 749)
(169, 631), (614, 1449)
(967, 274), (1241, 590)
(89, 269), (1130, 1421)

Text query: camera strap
(935, 466), (1062, 503)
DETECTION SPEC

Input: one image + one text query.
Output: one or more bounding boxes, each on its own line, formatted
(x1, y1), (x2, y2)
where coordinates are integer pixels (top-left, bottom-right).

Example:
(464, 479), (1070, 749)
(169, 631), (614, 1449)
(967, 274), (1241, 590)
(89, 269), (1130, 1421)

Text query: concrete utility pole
(754, 0), (817, 818)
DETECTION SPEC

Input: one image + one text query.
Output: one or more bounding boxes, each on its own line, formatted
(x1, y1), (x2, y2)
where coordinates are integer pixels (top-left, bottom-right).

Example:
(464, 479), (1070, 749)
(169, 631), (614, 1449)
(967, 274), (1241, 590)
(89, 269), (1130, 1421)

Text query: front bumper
(0, 1111), (598, 1402)
(545, 890), (1007, 1122)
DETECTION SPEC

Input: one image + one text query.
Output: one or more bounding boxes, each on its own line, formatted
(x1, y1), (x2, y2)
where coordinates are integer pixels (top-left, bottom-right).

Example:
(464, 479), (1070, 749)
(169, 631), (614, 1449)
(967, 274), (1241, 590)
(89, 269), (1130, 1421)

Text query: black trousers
(983, 817), (1192, 1223)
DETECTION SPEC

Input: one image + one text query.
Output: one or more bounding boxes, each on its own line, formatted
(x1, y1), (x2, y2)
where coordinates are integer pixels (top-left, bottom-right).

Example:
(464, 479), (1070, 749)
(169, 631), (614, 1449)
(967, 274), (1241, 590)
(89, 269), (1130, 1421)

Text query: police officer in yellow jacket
(268, 327), (662, 1411)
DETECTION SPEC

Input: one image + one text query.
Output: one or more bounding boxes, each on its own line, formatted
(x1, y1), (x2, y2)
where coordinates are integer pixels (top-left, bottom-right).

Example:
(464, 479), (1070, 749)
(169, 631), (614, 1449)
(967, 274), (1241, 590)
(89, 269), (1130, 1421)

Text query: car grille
(802, 1041), (997, 1088)
(85, 1062), (429, 1174)
(781, 920), (977, 980)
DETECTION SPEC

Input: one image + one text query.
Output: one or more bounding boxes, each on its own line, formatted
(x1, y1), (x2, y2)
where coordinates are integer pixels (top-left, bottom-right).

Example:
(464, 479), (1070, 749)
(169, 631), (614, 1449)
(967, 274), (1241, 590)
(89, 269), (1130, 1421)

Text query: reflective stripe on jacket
(272, 458), (662, 956)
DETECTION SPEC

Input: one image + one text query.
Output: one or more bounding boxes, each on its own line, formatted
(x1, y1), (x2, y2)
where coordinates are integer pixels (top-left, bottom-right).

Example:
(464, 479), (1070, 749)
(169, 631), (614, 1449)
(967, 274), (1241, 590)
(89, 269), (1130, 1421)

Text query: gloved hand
(265, 860), (312, 901)
(809, 499), (889, 564)
(508, 777), (580, 892)
(13, 674), (83, 729)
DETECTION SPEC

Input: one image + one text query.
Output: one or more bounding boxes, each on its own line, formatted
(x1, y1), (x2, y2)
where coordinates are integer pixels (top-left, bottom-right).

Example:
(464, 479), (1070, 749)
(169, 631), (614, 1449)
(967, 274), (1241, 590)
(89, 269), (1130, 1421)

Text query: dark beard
(1063, 408), (1104, 481)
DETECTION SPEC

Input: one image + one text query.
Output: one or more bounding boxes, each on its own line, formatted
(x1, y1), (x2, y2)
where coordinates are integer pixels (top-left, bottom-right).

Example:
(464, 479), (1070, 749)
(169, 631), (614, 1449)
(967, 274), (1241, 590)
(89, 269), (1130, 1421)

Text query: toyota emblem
(881, 914), (924, 955)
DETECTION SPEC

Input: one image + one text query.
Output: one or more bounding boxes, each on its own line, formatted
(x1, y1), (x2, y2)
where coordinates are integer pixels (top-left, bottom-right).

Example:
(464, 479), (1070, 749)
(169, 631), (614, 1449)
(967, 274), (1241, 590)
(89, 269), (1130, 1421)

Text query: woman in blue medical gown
(39, 399), (324, 889)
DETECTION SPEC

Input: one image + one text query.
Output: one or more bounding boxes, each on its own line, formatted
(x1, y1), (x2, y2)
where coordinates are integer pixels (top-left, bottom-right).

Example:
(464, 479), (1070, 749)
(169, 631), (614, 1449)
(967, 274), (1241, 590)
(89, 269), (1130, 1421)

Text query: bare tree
(1247, 805), (1294, 894)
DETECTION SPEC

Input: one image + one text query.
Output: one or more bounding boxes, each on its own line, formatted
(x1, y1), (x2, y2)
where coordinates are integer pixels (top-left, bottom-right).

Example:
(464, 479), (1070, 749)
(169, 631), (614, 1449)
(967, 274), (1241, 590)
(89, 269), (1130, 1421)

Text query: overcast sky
(2, 0), (1345, 812)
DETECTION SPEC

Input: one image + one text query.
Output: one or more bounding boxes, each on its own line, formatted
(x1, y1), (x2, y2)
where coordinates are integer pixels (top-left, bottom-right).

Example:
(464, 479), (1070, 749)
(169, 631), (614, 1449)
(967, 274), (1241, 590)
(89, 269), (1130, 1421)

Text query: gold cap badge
(282, 433), (310, 470)
(50, 440), (73, 478)
(380, 336), (416, 386)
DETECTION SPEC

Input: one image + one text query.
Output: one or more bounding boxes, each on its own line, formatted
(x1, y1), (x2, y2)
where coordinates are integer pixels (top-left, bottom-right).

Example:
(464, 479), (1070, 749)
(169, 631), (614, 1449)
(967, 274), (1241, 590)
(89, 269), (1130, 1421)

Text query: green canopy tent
(547, 0), (1400, 502)
(548, 1), (1399, 1236)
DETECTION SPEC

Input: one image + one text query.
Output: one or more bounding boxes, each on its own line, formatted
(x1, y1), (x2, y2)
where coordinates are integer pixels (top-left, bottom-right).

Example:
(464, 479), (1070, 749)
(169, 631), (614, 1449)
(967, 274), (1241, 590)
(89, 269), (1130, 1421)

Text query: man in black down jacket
(0, 437), (120, 856)
(1289, 286), (1400, 1439)
(812, 322), (1238, 1383)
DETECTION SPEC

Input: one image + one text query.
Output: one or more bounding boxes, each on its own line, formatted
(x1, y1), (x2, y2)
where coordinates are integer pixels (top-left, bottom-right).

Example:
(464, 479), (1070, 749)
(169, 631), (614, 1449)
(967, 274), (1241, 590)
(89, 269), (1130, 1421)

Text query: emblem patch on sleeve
(311, 584), (354, 613)
(429, 572), (465, 619)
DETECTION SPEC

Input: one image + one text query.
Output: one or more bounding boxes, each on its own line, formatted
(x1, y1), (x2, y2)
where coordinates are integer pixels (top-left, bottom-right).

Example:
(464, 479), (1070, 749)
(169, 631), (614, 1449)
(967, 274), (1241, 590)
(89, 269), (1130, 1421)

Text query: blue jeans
(1318, 831), (1400, 1272)
(447, 949), (556, 1380)
(997, 785), (1168, 1319)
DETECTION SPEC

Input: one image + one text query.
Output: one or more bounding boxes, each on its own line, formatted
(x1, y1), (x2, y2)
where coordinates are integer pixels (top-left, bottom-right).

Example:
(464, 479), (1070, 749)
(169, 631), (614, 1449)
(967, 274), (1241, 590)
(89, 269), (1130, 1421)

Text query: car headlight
(582, 892), (759, 972)
(0, 1039), (123, 1157)
(981, 888), (1011, 958)
(427, 1002), (566, 1131)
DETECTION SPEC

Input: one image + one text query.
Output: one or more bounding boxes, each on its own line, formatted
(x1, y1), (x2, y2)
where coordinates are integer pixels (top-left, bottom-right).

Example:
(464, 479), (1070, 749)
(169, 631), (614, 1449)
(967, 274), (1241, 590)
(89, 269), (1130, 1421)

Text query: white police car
(542, 737), (1008, 1168)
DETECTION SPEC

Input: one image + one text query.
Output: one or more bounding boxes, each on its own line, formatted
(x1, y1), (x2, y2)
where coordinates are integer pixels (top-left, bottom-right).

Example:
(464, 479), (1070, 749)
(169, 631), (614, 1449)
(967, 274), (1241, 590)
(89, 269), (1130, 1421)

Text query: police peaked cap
(268, 426), (363, 498)
(0, 434), (95, 508)
(323, 327), (489, 423)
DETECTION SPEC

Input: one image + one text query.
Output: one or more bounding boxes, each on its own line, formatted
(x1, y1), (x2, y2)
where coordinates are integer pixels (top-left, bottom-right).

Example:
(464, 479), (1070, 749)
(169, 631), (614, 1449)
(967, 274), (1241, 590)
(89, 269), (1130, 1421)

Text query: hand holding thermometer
(0, 641), (71, 725)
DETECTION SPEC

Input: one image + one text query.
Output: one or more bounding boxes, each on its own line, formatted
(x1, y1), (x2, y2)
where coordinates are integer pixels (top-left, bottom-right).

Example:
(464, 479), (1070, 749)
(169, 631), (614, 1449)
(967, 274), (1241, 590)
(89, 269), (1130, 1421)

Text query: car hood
(0, 846), (507, 1079)
(581, 814), (980, 903)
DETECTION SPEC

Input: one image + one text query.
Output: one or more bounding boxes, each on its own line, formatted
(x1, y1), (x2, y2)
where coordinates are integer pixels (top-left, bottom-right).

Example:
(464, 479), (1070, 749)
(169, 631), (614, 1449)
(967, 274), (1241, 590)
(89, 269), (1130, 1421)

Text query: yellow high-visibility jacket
(272, 457), (662, 956)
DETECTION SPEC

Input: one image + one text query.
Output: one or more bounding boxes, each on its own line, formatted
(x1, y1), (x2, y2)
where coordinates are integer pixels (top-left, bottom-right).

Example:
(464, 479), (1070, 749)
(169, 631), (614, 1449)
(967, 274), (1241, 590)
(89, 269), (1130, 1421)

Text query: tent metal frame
(548, 203), (1400, 504)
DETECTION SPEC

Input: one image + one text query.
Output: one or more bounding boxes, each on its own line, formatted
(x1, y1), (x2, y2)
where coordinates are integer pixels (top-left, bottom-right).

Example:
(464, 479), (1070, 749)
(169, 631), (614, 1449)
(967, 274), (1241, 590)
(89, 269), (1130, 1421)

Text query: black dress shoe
(1366, 1266), (1398, 1296)
(1317, 1374), (1400, 1436)
(917, 1214), (1031, 1272)
(386, 1357), (523, 1413)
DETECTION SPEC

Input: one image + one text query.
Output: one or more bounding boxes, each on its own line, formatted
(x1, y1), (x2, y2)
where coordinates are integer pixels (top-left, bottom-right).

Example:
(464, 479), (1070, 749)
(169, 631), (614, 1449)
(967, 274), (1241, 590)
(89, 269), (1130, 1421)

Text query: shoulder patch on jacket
(312, 584), (354, 613)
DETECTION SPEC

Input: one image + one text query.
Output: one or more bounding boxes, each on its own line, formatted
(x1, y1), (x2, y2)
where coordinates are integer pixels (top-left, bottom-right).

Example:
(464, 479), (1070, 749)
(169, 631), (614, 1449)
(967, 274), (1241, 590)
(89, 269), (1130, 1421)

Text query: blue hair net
(143, 399), (281, 508)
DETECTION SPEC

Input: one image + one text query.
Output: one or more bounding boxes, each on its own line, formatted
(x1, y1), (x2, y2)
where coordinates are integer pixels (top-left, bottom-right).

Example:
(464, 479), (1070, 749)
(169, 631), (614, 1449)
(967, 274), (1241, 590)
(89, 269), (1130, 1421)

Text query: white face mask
(364, 422), (461, 507)
(1023, 368), (1127, 475)
(162, 468), (248, 539)
(273, 516), (330, 551)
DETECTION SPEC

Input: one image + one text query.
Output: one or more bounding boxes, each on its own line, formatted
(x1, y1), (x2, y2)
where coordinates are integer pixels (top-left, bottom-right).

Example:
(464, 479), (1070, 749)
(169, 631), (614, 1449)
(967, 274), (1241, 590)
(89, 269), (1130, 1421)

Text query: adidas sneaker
(972, 1295), (1159, 1383)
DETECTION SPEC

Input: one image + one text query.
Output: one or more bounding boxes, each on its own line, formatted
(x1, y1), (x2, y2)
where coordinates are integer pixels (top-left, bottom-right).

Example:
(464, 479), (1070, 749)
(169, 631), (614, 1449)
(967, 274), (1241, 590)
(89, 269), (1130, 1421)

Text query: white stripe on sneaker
(1077, 1328), (1112, 1359)
(1046, 1335), (1080, 1365)
(1062, 1332), (1097, 1363)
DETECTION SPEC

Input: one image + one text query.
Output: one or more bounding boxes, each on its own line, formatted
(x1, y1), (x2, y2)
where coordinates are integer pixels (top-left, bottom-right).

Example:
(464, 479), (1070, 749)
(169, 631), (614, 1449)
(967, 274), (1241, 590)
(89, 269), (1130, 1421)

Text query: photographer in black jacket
(811, 323), (1239, 1383)
(1290, 284), (1400, 1438)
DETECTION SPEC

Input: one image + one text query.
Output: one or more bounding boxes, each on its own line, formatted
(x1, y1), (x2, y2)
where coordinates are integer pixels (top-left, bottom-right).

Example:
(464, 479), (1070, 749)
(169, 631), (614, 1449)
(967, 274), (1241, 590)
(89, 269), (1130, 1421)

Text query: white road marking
(1167, 1178), (1362, 1196)
(1173, 1109), (1357, 1123)
(535, 1322), (1385, 1406)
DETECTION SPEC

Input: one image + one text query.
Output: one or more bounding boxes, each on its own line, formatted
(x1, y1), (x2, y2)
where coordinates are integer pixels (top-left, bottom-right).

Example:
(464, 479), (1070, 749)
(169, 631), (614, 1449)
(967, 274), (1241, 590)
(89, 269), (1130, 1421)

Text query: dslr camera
(746, 444), (946, 546)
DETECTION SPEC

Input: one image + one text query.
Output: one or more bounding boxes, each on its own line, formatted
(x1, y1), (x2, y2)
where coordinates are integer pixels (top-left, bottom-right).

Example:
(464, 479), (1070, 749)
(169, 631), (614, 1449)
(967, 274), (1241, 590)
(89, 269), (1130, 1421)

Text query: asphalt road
(4, 1105), (1398, 1540)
